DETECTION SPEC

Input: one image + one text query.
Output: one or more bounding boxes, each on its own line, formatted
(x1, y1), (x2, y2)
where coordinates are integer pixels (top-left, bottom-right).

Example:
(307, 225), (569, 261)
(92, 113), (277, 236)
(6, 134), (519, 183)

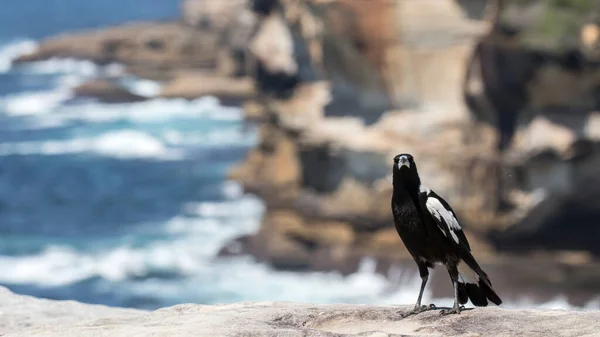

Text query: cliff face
(226, 0), (488, 269)
(225, 0), (600, 305)
(15, 3), (256, 102)
(3, 286), (599, 337)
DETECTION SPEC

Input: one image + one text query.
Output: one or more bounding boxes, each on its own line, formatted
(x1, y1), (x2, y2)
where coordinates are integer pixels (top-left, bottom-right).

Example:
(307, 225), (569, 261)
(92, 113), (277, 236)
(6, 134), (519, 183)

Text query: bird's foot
(400, 304), (436, 318)
(439, 305), (464, 316)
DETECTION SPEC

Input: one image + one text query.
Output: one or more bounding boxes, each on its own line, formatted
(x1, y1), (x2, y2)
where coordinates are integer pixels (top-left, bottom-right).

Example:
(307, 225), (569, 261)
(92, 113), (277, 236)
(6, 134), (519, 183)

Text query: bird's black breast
(392, 195), (427, 251)
(392, 194), (455, 264)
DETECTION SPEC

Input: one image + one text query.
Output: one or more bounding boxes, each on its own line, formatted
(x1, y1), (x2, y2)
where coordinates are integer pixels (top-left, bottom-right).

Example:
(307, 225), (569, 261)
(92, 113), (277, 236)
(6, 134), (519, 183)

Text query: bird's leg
(401, 264), (436, 317)
(440, 266), (463, 316)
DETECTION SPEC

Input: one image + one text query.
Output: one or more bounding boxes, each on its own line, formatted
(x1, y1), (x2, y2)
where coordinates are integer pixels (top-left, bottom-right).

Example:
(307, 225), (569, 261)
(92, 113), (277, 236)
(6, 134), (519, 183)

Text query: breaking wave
(0, 39), (37, 73)
(119, 76), (162, 98)
(0, 88), (73, 115)
(0, 129), (182, 159)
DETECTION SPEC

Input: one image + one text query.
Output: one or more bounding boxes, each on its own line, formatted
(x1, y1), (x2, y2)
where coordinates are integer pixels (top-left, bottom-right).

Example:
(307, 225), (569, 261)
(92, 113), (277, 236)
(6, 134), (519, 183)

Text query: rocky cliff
(225, 0), (600, 306)
(1, 286), (599, 337)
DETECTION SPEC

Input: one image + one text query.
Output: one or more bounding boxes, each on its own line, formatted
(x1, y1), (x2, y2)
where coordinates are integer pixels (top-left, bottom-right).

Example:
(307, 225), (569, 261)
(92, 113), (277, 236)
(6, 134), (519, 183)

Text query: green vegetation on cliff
(503, 0), (599, 51)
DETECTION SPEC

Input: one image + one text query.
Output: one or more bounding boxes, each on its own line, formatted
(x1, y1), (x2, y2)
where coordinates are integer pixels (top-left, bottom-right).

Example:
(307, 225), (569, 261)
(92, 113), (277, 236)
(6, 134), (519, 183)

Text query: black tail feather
(479, 279), (503, 306)
(459, 279), (503, 307)
(457, 254), (503, 306)
(457, 282), (469, 305)
(464, 283), (489, 306)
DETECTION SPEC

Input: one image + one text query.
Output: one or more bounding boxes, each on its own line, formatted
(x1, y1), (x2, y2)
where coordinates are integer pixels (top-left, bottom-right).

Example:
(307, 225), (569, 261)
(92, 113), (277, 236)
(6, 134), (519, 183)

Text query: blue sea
(0, 0), (594, 311)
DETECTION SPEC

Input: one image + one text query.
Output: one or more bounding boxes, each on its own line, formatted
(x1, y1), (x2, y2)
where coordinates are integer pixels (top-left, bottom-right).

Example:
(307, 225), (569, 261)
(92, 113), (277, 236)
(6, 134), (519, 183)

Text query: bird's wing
(419, 187), (500, 290)
(418, 186), (471, 251)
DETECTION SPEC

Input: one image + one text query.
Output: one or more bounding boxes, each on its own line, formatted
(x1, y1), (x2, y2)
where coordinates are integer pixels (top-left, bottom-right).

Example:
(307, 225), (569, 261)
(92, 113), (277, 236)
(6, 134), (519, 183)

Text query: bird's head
(392, 153), (420, 188)
(393, 153), (414, 171)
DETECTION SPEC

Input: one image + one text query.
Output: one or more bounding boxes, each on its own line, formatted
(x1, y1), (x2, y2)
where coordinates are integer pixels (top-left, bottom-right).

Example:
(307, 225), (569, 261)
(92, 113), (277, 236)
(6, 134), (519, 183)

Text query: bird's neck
(392, 173), (421, 201)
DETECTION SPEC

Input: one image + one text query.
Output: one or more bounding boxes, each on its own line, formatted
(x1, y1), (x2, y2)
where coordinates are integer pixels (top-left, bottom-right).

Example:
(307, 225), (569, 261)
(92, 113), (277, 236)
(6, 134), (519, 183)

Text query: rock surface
(73, 79), (148, 103)
(159, 71), (256, 104)
(0, 287), (141, 335)
(2, 286), (598, 337)
(15, 22), (218, 77)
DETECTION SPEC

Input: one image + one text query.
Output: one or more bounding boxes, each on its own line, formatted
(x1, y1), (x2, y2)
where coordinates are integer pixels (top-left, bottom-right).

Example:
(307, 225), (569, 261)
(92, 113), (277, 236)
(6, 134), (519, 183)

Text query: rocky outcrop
(228, 0), (496, 271)
(224, 0), (600, 305)
(159, 72), (255, 104)
(16, 1), (257, 99)
(73, 79), (148, 103)
(15, 22), (218, 79)
(3, 286), (599, 337)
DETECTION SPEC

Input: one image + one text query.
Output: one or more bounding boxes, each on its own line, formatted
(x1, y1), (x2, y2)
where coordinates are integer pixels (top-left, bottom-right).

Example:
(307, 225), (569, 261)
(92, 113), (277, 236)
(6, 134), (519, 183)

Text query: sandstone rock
(242, 210), (358, 271)
(271, 82), (330, 130)
(581, 23), (600, 49)
(249, 212), (313, 270)
(253, 232), (313, 271)
(309, 246), (364, 275)
(73, 79), (147, 103)
(249, 11), (297, 75)
(242, 100), (268, 121)
(0, 287), (141, 335)
(159, 72), (255, 103)
(229, 125), (301, 194)
(491, 141), (600, 258)
(182, 0), (248, 31)
(289, 219), (355, 248)
(15, 22), (220, 78)
(6, 286), (600, 337)
(181, 0), (256, 77)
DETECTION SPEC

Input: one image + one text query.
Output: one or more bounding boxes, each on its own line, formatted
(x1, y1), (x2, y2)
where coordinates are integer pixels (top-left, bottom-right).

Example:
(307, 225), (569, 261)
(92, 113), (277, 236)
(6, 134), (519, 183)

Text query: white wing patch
(419, 185), (431, 194)
(457, 260), (479, 284)
(425, 196), (461, 243)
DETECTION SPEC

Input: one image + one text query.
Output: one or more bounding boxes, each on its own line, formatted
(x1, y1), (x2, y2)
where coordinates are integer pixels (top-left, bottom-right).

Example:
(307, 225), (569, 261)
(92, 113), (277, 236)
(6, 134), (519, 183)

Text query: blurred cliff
(15, 0), (600, 305)
(224, 0), (600, 305)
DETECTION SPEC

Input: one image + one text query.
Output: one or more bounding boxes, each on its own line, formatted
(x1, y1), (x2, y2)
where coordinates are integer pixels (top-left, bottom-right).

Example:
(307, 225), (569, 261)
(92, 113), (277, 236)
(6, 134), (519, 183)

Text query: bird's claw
(439, 306), (462, 316)
(400, 304), (437, 318)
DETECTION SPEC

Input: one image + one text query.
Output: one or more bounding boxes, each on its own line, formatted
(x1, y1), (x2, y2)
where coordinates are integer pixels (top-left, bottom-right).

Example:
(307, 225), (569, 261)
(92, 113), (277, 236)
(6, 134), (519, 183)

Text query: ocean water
(0, 0), (597, 312)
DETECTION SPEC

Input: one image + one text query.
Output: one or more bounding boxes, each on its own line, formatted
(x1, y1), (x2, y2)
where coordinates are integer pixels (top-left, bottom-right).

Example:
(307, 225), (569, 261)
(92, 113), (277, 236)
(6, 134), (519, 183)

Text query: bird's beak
(397, 156), (410, 169)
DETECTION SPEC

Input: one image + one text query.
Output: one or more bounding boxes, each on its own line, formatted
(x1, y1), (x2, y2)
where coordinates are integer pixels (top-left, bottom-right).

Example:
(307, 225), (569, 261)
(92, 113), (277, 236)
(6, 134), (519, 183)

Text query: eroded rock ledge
(1, 286), (598, 337)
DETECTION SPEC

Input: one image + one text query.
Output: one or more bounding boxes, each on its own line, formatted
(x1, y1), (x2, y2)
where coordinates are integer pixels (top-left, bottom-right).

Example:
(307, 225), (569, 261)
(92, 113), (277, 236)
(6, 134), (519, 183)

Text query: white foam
(0, 243), (202, 286)
(120, 77), (162, 98)
(0, 195), (265, 287)
(161, 128), (257, 147)
(18, 96), (242, 126)
(93, 130), (176, 159)
(0, 129), (181, 160)
(182, 195), (265, 219)
(20, 58), (99, 76)
(0, 57), (110, 116)
(221, 181), (244, 200)
(0, 40), (38, 73)
(104, 63), (126, 77)
(117, 256), (419, 306)
(0, 89), (73, 115)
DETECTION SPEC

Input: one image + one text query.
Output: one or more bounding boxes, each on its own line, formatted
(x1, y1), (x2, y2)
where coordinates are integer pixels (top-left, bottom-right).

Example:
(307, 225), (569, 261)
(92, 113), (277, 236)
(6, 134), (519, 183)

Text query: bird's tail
(457, 260), (502, 307)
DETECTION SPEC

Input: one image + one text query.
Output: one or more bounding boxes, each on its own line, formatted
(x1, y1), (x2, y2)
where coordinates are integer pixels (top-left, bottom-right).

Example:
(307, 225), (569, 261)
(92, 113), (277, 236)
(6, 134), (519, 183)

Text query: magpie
(391, 153), (502, 316)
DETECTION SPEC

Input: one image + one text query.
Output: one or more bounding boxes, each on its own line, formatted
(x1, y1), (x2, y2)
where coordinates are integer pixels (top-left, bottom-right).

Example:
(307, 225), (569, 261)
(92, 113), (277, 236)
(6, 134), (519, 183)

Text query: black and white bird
(391, 153), (502, 316)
